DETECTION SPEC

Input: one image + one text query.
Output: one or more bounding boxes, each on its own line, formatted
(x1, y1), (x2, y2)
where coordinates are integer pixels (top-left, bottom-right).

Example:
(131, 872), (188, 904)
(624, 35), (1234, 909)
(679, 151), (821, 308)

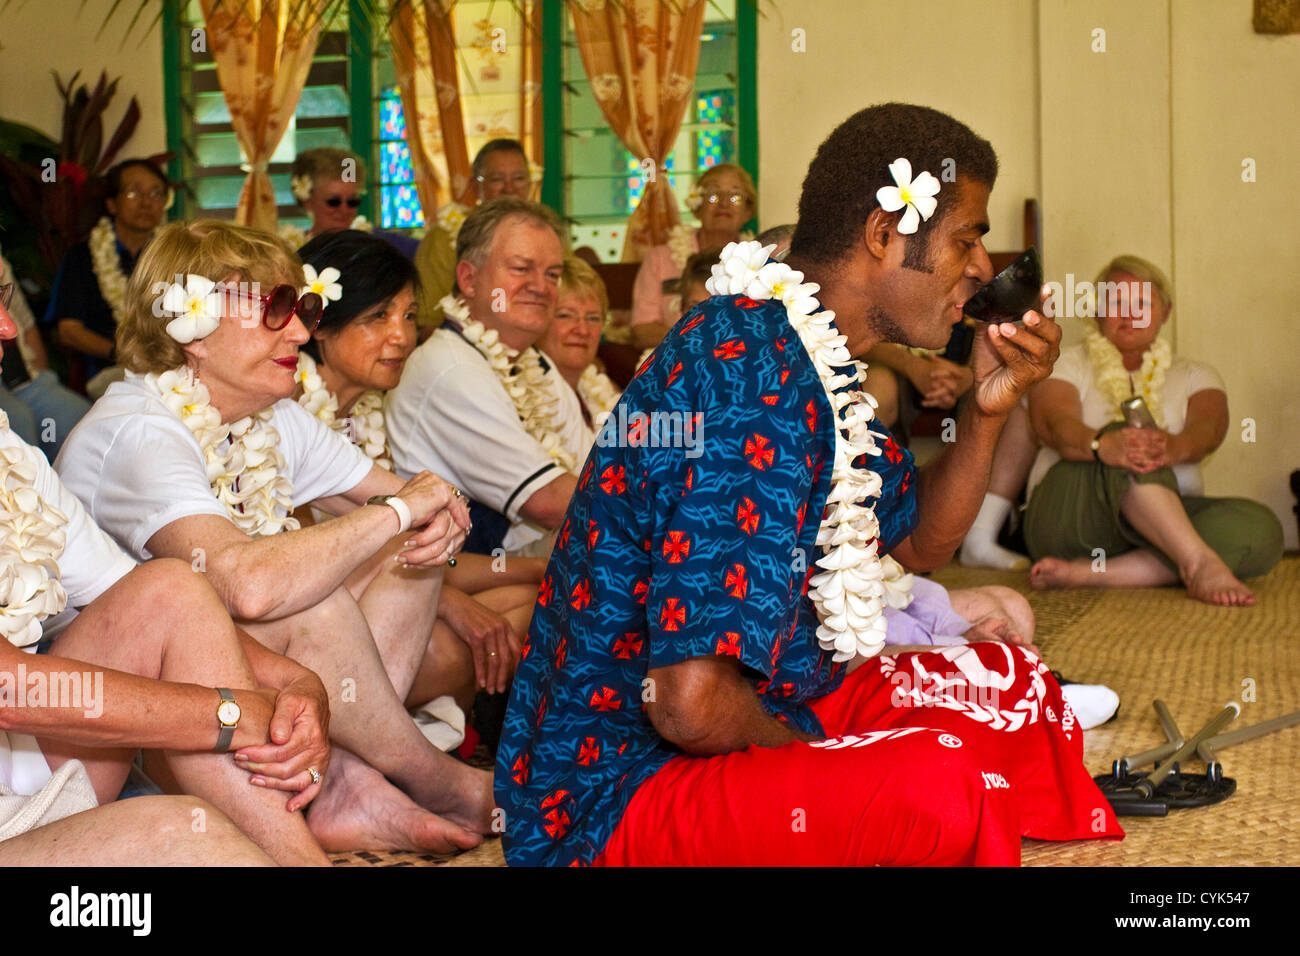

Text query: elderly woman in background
(0, 290), (328, 866)
(56, 220), (492, 854)
(536, 256), (621, 439)
(293, 229), (542, 714)
(283, 147), (418, 258)
(1025, 255), (1283, 605)
(630, 163), (756, 351)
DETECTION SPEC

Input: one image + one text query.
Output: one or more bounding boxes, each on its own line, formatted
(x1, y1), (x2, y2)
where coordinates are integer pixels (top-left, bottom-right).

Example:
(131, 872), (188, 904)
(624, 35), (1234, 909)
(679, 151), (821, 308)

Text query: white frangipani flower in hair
(875, 158), (941, 235)
(302, 265), (343, 304)
(162, 274), (223, 344)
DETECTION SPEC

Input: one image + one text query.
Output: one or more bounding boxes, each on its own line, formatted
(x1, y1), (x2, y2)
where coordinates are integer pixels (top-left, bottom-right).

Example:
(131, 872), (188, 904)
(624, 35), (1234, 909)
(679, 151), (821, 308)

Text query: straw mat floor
(331, 555), (1300, 867)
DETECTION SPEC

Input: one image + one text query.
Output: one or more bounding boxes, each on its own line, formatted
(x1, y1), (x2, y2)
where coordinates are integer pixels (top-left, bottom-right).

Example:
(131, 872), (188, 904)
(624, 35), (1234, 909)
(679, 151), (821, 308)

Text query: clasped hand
(233, 671), (331, 813)
(1099, 426), (1174, 473)
(389, 471), (473, 567)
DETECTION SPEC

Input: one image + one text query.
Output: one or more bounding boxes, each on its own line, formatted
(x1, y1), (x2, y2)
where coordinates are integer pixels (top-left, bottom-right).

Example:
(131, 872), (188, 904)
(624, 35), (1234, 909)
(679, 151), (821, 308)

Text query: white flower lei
(436, 203), (470, 245)
(0, 414), (69, 649)
(708, 240), (891, 661)
(440, 294), (577, 473)
(1084, 328), (1171, 429)
(277, 222), (309, 249)
(295, 352), (392, 471)
(88, 216), (130, 327)
(576, 364), (621, 431)
(139, 367), (300, 537)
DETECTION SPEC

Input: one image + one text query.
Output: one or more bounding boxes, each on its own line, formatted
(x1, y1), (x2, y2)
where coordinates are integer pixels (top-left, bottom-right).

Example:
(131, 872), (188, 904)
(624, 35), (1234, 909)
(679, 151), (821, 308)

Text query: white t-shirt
(1026, 342), (1226, 499)
(386, 327), (572, 553)
(1, 423), (137, 795)
(55, 376), (374, 560)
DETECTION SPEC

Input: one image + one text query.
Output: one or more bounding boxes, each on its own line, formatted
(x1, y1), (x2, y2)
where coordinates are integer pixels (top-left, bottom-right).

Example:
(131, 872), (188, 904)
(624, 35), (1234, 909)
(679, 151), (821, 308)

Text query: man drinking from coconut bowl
(494, 102), (1124, 867)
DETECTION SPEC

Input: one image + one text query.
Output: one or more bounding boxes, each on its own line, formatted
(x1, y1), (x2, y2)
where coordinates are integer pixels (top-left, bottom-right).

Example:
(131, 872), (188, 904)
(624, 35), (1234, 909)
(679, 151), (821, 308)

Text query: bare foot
(408, 757), (496, 836)
(1184, 554), (1256, 607)
(1028, 557), (1093, 591)
(307, 749), (483, 854)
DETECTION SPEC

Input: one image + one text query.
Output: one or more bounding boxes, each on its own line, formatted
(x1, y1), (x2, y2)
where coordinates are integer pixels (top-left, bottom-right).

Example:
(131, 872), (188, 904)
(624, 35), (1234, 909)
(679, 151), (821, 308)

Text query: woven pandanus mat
(936, 556), (1300, 866)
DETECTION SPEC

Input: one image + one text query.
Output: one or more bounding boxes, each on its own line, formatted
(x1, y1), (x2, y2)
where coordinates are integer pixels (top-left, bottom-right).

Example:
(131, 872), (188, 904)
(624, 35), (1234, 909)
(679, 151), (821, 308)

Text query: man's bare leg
(0, 796), (275, 866)
(37, 560), (330, 866)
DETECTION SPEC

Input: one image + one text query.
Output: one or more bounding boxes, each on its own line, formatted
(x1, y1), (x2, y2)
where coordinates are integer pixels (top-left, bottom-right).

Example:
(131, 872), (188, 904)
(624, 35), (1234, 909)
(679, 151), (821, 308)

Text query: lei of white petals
(0, 414), (69, 648)
(295, 352), (392, 471)
(88, 216), (130, 327)
(140, 367), (300, 537)
(1085, 329), (1171, 429)
(436, 203), (470, 244)
(667, 223), (696, 271)
(576, 363), (621, 431)
(278, 222), (309, 249)
(707, 240), (894, 661)
(440, 294), (577, 473)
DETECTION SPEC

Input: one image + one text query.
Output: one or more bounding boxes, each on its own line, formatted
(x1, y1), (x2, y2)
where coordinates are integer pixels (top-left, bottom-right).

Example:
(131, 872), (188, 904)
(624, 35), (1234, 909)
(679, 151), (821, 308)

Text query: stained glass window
(378, 87), (425, 229)
(695, 89), (735, 170)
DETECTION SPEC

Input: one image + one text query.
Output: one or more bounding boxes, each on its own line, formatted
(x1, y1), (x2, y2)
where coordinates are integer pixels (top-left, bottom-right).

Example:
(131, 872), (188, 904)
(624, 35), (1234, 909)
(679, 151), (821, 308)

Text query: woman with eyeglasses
(283, 148), (419, 260)
(629, 163), (757, 352)
(56, 220), (495, 855)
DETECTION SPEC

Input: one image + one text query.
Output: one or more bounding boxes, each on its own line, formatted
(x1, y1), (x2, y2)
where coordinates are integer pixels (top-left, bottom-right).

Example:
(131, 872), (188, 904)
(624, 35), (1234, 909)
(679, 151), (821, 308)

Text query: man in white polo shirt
(387, 199), (586, 557)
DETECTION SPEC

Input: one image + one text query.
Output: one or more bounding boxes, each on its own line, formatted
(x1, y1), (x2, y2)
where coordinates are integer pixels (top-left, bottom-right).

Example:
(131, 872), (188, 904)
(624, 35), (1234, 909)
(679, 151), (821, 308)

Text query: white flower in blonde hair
(875, 158), (941, 235)
(685, 185), (704, 213)
(162, 275), (223, 344)
(291, 174), (315, 203)
(302, 265), (343, 305)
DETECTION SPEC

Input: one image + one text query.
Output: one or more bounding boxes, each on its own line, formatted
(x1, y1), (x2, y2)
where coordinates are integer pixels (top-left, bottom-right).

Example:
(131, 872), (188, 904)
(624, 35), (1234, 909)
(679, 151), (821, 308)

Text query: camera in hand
(962, 247), (1042, 325)
(1121, 396), (1157, 429)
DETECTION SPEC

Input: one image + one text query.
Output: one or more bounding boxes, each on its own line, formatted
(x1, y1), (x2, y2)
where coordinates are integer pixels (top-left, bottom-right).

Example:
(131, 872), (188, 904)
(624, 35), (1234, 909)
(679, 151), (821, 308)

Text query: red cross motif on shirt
(679, 312), (706, 335)
(745, 433), (775, 470)
(511, 753), (530, 785)
(578, 459), (595, 490)
(659, 597), (687, 631)
(633, 579), (649, 604)
(715, 631), (742, 657)
(734, 296), (764, 309)
(570, 578), (592, 611)
(795, 502), (808, 534)
(635, 353), (655, 378)
(536, 693), (547, 726)
(883, 435), (905, 465)
(762, 394), (779, 406)
(554, 637), (568, 670)
(612, 632), (644, 659)
(540, 789), (571, 839)
(586, 519), (600, 550)
(736, 497), (760, 535)
(663, 530), (692, 563)
(683, 465), (695, 495)
(780, 368), (791, 385)
(589, 686), (622, 711)
(600, 464), (627, 495)
(805, 398), (818, 433)
(577, 736), (601, 766)
(666, 361), (684, 386)
(628, 414), (648, 446)
(900, 468), (912, 494)
(558, 518), (572, 550)
(724, 563), (749, 599)
(713, 339), (746, 360)
(537, 575), (553, 607)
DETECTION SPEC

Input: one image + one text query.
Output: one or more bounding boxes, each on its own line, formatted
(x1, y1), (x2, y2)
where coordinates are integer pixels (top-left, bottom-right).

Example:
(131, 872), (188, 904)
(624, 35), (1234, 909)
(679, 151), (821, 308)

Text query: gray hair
(455, 198), (567, 272)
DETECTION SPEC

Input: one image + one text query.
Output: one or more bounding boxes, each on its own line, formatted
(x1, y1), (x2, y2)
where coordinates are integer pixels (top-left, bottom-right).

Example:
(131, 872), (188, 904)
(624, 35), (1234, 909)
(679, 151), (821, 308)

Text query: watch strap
(368, 494), (412, 533)
(214, 687), (237, 754)
(1091, 429), (1104, 461)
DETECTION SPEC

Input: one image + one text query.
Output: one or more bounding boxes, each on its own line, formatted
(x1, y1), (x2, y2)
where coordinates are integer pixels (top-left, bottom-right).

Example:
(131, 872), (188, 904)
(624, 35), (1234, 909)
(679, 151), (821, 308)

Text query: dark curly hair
(790, 103), (997, 267)
(297, 229), (419, 362)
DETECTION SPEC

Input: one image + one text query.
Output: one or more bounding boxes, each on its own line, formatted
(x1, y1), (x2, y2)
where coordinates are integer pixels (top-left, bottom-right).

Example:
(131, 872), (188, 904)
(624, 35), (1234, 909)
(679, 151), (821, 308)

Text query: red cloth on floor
(594, 642), (1123, 866)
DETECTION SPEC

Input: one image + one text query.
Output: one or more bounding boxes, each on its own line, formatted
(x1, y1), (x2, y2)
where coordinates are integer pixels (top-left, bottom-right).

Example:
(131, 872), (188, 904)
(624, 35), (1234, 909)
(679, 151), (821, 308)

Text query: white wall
(0, 0), (166, 154)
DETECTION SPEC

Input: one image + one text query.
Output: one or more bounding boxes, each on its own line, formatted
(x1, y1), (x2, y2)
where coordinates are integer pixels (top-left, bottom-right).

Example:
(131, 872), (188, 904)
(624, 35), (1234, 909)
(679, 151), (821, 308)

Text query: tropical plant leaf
(95, 96), (142, 175)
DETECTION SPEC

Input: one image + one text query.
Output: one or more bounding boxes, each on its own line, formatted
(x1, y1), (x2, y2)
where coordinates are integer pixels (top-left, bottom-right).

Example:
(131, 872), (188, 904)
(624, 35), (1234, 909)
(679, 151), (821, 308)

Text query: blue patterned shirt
(494, 294), (919, 866)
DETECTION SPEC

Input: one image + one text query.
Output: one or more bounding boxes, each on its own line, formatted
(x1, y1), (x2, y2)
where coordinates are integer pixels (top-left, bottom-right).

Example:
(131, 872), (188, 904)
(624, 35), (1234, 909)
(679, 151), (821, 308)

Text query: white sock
(1060, 682), (1121, 730)
(960, 494), (1030, 570)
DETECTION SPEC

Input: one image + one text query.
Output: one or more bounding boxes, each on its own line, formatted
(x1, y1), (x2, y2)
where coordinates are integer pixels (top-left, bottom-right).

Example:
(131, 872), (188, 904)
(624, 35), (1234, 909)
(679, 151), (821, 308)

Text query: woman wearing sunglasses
(294, 229), (543, 731)
(56, 220), (494, 855)
(285, 148), (418, 259)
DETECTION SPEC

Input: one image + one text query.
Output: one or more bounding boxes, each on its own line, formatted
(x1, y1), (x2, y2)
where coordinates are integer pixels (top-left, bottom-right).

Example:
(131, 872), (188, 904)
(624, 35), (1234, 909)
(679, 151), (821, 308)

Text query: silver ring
(307, 766), (321, 785)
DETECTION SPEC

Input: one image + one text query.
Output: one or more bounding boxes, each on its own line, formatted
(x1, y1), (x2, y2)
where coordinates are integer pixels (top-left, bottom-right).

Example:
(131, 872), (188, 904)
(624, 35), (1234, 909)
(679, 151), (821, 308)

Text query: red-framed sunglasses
(222, 284), (324, 333)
